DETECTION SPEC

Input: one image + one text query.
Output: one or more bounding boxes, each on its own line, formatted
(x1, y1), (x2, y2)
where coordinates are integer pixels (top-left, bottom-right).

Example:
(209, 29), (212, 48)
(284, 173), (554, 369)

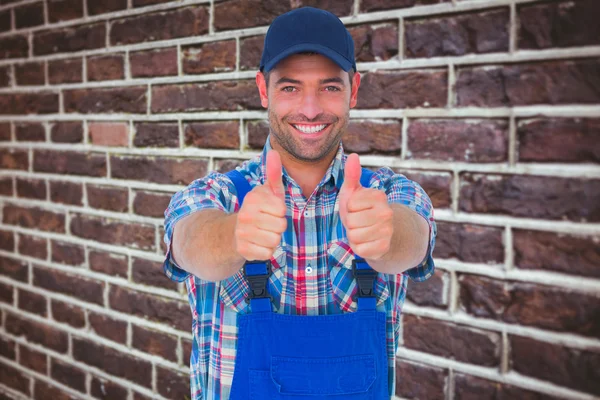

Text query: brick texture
(130, 47), (178, 78)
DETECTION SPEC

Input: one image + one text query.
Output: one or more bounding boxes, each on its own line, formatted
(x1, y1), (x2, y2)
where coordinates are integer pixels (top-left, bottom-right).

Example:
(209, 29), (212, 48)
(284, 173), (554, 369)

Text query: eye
(324, 86), (341, 92)
(281, 86), (297, 92)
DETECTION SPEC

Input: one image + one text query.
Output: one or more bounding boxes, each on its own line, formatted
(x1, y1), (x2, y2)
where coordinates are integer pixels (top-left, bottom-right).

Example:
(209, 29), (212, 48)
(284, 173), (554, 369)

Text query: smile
(291, 124), (329, 134)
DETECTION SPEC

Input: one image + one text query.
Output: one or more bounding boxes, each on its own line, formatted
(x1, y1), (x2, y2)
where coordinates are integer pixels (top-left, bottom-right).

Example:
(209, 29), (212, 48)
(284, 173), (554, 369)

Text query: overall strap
(356, 167), (378, 311)
(225, 169), (253, 207)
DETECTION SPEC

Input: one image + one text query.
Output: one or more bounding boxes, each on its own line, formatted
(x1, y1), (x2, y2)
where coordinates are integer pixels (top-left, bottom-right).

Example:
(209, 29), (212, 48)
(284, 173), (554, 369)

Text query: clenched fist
(234, 150), (287, 261)
(339, 153), (394, 261)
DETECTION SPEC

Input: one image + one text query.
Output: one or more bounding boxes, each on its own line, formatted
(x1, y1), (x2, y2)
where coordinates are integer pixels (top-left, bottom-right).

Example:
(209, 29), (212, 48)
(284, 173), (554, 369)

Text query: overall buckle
(243, 261), (273, 304)
(352, 259), (377, 298)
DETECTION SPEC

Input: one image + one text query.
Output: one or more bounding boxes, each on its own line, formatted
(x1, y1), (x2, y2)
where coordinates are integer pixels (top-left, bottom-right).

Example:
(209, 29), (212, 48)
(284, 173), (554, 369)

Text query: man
(163, 6), (437, 400)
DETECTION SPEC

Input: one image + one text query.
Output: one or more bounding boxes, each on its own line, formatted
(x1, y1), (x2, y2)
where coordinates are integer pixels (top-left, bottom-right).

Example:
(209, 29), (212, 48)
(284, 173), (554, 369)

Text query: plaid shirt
(162, 138), (437, 400)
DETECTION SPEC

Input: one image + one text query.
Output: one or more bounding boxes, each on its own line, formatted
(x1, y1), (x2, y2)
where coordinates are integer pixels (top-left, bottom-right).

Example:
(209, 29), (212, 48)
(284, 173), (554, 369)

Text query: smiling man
(163, 6), (437, 400)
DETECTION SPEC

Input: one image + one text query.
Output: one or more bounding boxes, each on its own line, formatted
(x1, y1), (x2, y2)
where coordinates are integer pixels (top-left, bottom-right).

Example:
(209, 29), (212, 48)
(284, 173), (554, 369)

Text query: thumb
(339, 153), (361, 219)
(265, 150), (285, 200)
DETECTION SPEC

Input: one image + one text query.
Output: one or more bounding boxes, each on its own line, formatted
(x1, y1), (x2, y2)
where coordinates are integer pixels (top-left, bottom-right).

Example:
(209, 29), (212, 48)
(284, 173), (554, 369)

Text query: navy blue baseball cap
(259, 7), (356, 73)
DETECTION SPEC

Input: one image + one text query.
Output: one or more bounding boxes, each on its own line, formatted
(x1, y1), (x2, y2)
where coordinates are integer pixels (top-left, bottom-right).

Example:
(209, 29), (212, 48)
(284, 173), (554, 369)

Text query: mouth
(290, 123), (331, 135)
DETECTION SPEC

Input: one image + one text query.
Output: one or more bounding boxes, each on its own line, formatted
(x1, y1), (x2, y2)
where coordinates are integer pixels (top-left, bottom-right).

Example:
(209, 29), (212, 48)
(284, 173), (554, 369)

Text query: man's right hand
(234, 150), (288, 261)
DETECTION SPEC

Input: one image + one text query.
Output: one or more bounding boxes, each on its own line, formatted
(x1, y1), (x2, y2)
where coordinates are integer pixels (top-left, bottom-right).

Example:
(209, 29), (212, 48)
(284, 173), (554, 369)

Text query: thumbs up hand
(338, 154), (394, 261)
(234, 150), (287, 261)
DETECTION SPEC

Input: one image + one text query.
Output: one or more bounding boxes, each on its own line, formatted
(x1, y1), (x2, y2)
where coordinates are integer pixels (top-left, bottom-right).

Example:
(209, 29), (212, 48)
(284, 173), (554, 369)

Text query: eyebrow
(274, 77), (346, 86)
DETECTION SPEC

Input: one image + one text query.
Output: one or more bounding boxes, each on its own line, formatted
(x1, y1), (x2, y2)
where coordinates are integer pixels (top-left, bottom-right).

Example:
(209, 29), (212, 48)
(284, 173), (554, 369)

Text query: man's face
(256, 54), (361, 163)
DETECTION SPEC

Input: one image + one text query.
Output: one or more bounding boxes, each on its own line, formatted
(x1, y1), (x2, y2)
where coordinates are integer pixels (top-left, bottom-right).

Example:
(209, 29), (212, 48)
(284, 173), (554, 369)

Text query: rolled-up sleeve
(374, 167), (437, 282)
(162, 172), (236, 282)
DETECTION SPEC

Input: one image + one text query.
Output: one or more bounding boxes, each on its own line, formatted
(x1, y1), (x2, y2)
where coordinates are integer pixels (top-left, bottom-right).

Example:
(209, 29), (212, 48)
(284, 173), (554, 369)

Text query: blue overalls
(225, 168), (390, 400)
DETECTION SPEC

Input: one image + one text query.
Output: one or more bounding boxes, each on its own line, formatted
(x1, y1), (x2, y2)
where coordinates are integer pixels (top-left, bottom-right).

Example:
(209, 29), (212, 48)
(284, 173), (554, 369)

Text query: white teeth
(293, 124), (327, 133)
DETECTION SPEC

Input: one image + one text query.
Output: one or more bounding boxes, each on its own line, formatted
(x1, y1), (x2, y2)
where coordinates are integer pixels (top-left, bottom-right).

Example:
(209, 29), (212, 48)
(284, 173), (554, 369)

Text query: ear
(349, 72), (361, 109)
(256, 71), (269, 109)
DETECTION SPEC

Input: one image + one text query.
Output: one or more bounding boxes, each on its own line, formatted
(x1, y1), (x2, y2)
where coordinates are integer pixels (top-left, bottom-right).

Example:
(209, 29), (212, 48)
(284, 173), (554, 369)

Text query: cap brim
(263, 43), (353, 72)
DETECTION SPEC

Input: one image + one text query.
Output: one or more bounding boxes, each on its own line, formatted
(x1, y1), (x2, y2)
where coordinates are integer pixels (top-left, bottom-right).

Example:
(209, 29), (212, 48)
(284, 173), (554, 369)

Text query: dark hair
(263, 52), (355, 88)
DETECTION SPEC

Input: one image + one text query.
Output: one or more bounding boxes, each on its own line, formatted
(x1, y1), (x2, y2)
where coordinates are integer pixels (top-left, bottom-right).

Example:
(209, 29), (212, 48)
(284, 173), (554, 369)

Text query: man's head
(256, 7), (360, 164)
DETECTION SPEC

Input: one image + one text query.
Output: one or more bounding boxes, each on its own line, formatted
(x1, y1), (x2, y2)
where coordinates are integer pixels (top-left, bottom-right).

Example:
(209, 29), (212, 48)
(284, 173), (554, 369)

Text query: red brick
(48, 58), (83, 84)
(0, 255), (28, 282)
(133, 122), (179, 147)
(48, 0), (84, 23)
(109, 286), (191, 331)
(358, 70), (448, 109)
(184, 121), (240, 149)
(51, 299), (85, 328)
(0, 337), (16, 360)
(0, 362), (30, 396)
(408, 119), (508, 162)
(159, 226), (167, 253)
(349, 23), (398, 62)
(157, 366), (190, 399)
(130, 47), (178, 78)
(0, 10), (10, 33)
(407, 269), (447, 309)
(434, 222), (504, 263)
(459, 174), (600, 222)
(3, 205), (65, 233)
(15, 62), (45, 86)
(0, 66), (9, 87)
(518, 0), (600, 50)
(457, 58), (600, 107)
(0, 281), (13, 304)
(510, 336), (600, 396)
(0, 123), (9, 141)
(0, 148), (30, 170)
(6, 312), (68, 352)
(214, 159), (244, 173)
(18, 233), (47, 259)
(88, 122), (129, 147)
(363, 0), (449, 12)
(87, 54), (125, 81)
(34, 23), (106, 55)
(50, 121), (83, 143)
(240, 35), (264, 71)
(183, 40), (236, 74)
(247, 120), (269, 149)
(51, 358), (86, 392)
(110, 155), (208, 185)
(51, 240), (85, 266)
(110, 6), (209, 45)
(0, 35), (29, 60)
(64, 87), (147, 114)
(34, 150), (107, 177)
(33, 381), (76, 400)
(513, 229), (600, 278)
(394, 170), (452, 209)
(132, 257), (178, 291)
(182, 338), (192, 364)
(70, 213), (155, 251)
(152, 80), (261, 113)
(517, 118), (600, 163)
(19, 345), (47, 374)
(88, 312), (127, 344)
(86, 184), (129, 212)
(73, 336), (152, 387)
(14, 2), (44, 28)
(18, 288), (47, 316)
(16, 177), (46, 199)
(132, 324), (177, 361)
(87, 0), (127, 15)
(454, 373), (560, 400)
(132, 0), (172, 5)
(0, 92), (59, 114)
(345, 120), (402, 154)
(15, 122), (45, 142)
(91, 376), (128, 400)
(0, 178), (12, 196)
(34, 266), (105, 305)
(0, 230), (13, 251)
(89, 249), (128, 278)
(395, 360), (447, 399)
(49, 181), (83, 206)
(133, 190), (171, 217)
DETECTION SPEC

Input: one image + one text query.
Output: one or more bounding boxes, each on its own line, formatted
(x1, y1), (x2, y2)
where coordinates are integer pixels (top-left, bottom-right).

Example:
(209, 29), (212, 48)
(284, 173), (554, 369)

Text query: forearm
(366, 204), (430, 275)
(171, 210), (246, 282)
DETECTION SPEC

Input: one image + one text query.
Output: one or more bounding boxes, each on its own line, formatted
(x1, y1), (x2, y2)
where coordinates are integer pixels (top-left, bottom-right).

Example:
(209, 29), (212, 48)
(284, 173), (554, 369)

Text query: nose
(298, 91), (324, 121)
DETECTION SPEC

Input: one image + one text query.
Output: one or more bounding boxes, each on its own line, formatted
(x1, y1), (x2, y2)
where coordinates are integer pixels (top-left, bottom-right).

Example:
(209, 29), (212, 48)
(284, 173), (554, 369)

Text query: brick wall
(0, 0), (598, 399)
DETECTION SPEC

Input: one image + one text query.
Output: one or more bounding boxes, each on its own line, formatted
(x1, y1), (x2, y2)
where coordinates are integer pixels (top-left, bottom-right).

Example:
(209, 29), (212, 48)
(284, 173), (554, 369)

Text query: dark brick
(0, 230), (13, 251)
(130, 47), (178, 78)
(111, 6), (209, 45)
(34, 266), (105, 305)
(152, 80), (261, 113)
(214, 159), (244, 173)
(454, 373), (560, 400)
(51, 240), (85, 266)
(349, 23), (398, 62)
(109, 286), (191, 331)
(70, 213), (155, 251)
(514, 229), (600, 278)
(0, 10), (10, 33)
(15, 123), (45, 142)
(89, 249), (128, 278)
(395, 360), (447, 400)
(0, 149), (28, 170)
(183, 40), (236, 74)
(363, 0), (449, 12)
(48, 58), (83, 84)
(133, 122), (179, 147)
(457, 58), (600, 107)
(159, 226), (167, 253)
(407, 269), (447, 308)
(91, 376), (128, 400)
(64, 86), (147, 114)
(110, 155), (208, 185)
(0, 337), (16, 359)
(240, 35), (264, 71)
(157, 366), (190, 399)
(18, 288), (47, 316)
(15, 62), (45, 86)
(184, 121), (240, 149)
(18, 233), (47, 259)
(459, 274), (600, 337)
(87, 0), (127, 15)
(19, 345), (47, 374)
(247, 120), (269, 149)
(14, 2), (44, 28)
(132, 325), (177, 361)
(6, 312), (68, 352)
(0, 177), (12, 195)
(16, 177), (46, 199)
(133, 190), (171, 218)
(50, 122), (83, 143)
(182, 338), (192, 364)
(132, 257), (177, 291)
(0, 255), (28, 282)
(33, 381), (77, 400)
(0, 92), (59, 114)
(459, 174), (600, 222)
(51, 359), (86, 392)
(357, 70), (448, 109)
(87, 54), (125, 81)
(34, 23), (106, 55)
(51, 299), (85, 328)
(88, 312), (127, 344)
(518, 0), (600, 50)
(518, 118), (600, 163)
(49, 181), (83, 205)
(408, 119), (508, 162)
(34, 150), (107, 177)
(3, 205), (65, 233)
(434, 222), (504, 264)
(510, 336), (600, 396)
(395, 170), (452, 209)
(73, 336), (152, 387)
(86, 184), (129, 212)
(48, 0), (84, 23)
(132, 0), (172, 5)
(0, 281), (13, 304)
(0, 362), (30, 396)
(0, 66), (9, 87)
(344, 120), (402, 154)
(0, 35), (29, 60)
